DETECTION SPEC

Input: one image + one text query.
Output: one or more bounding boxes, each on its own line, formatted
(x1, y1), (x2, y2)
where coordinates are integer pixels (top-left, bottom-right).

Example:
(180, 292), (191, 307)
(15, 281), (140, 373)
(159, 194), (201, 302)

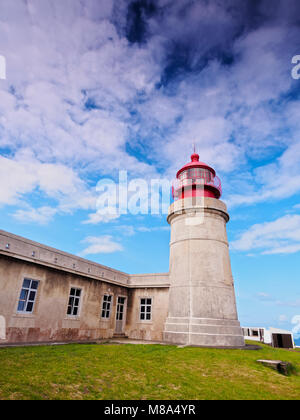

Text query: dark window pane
(141, 299), (145, 305)
(29, 291), (36, 301)
(108, 296), (112, 302)
(31, 281), (39, 290)
(67, 306), (72, 315)
(147, 306), (151, 312)
(73, 307), (78, 316)
(141, 306), (145, 313)
(26, 302), (33, 312)
(70, 288), (75, 296)
(140, 313), (145, 320)
(69, 297), (74, 306)
(76, 289), (81, 297)
(146, 313), (151, 320)
(147, 299), (152, 305)
(18, 301), (25, 311)
(23, 279), (31, 288)
(74, 298), (79, 306)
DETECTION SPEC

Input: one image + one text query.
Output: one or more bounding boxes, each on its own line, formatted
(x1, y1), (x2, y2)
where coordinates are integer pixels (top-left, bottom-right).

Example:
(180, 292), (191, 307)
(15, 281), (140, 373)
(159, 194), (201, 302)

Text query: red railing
(172, 175), (222, 199)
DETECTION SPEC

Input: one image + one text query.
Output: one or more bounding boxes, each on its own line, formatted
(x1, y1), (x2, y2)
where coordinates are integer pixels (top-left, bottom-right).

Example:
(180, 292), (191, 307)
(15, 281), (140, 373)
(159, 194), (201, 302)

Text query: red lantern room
(173, 152), (222, 200)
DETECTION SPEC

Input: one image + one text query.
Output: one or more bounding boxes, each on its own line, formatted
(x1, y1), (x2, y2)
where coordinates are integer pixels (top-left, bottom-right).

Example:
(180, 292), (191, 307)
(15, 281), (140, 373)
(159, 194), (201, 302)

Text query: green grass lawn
(0, 341), (299, 400)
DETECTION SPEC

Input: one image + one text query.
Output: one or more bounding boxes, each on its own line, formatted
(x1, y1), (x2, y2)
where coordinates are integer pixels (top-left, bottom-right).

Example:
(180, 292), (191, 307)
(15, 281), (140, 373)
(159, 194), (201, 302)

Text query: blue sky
(0, 0), (299, 338)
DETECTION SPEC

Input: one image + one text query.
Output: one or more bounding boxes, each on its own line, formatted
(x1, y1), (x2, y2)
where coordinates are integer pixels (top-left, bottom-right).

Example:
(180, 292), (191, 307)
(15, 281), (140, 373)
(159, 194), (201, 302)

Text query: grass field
(0, 341), (299, 400)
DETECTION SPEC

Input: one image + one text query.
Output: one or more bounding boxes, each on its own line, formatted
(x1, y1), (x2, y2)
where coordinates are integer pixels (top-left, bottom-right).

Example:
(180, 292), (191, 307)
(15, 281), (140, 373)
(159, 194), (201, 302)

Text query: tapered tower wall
(163, 197), (245, 347)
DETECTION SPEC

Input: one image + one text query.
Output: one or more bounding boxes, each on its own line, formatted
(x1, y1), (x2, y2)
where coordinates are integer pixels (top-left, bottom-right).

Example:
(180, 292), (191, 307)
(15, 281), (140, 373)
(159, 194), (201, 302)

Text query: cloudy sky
(0, 0), (300, 336)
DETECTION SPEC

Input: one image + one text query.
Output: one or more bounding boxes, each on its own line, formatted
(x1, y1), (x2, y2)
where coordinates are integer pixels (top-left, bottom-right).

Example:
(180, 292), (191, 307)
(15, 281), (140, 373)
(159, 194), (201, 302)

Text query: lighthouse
(163, 152), (245, 347)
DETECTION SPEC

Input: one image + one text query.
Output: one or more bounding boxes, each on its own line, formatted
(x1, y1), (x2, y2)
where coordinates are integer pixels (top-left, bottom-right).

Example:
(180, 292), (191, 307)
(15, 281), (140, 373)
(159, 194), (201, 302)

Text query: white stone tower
(163, 152), (245, 347)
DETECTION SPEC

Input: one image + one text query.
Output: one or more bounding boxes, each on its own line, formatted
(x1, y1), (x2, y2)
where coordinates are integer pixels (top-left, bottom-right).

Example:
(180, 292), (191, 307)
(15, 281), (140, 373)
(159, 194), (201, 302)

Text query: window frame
(139, 297), (152, 322)
(101, 294), (113, 319)
(17, 278), (39, 314)
(116, 296), (126, 322)
(67, 287), (82, 317)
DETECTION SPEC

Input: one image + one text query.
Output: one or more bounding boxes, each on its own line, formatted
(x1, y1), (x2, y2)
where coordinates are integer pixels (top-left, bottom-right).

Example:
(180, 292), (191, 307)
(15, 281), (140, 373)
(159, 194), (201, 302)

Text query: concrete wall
(0, 255), (128, 344)
(125, 287), (169, 342)
(0, 252), (171, 345)
(129, 273), (169, 288)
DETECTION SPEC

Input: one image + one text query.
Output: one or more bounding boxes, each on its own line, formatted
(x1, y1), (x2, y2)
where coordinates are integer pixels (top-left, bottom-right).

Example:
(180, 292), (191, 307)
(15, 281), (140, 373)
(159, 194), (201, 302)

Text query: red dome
(176, 153), (216, 179)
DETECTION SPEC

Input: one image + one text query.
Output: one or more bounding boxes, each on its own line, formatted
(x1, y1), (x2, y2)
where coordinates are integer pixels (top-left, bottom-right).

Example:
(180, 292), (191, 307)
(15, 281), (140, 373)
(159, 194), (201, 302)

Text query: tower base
(163, 317), (245, 347)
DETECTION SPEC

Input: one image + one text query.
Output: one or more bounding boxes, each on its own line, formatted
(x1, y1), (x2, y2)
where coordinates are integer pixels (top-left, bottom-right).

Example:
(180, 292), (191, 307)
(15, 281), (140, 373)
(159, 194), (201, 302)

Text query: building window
(116, 297), (126, 321)
(67, 288), (81, 316)
(140, 298), (152, 321)
(17, 278), (39, 313)
(101, 295), (112, 319)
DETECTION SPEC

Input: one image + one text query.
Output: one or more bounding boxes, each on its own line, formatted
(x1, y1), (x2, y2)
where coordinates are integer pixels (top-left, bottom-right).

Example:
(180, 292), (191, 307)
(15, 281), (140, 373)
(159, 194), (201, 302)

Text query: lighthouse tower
(163, 152), (245, 347)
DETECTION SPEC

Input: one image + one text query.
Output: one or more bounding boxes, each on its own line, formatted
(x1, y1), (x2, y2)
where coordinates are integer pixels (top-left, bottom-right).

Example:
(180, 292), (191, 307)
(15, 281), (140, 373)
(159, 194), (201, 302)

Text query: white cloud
(83, 209), (120, 225)
(0, 0), (299, 225)
(264, 243), (300, 255)
(12, 206), (57, 225)
(80, 235), (123, 256)
(0, 0), (160, 177)
(0, 154), (96, 215)
(254, 293), (300, 308)
(231, 214), (300, 255)
(0, 155), (37, 206)
(257, 292), (272, 299)
(137, 226), (170, 233)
